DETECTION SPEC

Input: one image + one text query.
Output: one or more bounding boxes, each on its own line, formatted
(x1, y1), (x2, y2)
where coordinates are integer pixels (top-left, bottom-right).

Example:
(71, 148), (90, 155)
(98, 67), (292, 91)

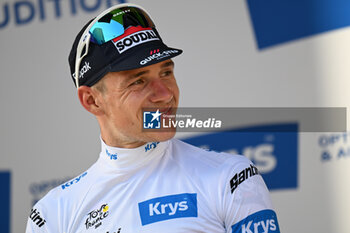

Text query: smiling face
(78, 59), (179, 148)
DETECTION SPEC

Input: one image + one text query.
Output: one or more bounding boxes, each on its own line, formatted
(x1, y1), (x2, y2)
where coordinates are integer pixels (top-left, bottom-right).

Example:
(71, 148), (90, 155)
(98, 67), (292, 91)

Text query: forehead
(100, 59), (175, 87)
(119, 59), (174, 76)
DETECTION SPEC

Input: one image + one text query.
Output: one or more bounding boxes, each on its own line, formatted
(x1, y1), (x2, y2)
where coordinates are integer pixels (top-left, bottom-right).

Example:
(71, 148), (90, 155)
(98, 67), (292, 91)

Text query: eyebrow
(130, 60), (175, 79)
(131, 70), (148, 79)
(161, 60), (175, 68)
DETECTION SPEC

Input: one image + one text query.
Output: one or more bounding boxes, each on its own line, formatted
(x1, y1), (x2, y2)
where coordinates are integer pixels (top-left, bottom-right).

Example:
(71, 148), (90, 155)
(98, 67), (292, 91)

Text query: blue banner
(0, 171), (10, 233)
(182, 123), (298, 191)
(247, 0), (350, 49)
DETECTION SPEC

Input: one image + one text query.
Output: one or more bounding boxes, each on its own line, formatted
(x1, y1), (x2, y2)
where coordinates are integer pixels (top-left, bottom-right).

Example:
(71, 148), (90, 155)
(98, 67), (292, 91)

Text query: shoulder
(169, 138), (251, 171)
(27, 163), (100, 230)
(167, 139), (272, 215)
(169, 138), (270, 198)
(167, 138), (257, 192)
(169, 140), (276, 225)
(42, 163), (99, 204)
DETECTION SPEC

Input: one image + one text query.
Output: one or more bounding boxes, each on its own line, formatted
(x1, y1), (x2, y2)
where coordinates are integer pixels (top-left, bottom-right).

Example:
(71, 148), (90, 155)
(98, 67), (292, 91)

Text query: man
(26, 3), (280, 233)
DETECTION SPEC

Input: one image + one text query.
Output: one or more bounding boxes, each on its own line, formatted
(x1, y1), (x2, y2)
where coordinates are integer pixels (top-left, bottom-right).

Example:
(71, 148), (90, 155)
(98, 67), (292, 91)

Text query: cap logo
(150, 49), (160, 55)
(140, 50), (180, 65)
(72, 61), (92, 79)
(112, 27), (159, 54)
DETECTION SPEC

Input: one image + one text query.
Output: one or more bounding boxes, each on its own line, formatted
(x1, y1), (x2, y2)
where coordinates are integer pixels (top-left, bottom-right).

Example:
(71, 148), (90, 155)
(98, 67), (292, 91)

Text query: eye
(129, 79), (144, 86)
(161, 70), (173, 77)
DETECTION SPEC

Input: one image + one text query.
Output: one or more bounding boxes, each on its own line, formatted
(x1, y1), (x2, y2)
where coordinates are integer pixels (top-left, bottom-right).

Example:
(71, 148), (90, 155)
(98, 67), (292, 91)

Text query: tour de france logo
(85, 204), (110, 229)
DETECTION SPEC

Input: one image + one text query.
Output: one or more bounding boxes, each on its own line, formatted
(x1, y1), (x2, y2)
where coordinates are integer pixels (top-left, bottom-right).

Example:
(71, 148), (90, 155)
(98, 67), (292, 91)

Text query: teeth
(161, 107), (171, 113)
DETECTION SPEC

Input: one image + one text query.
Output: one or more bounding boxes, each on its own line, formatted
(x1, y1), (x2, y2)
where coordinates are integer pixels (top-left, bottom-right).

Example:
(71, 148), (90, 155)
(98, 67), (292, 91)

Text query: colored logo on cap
(150, 49), (160, 55)
(140, 50), (179, 65)
(112, 26), (160, 54)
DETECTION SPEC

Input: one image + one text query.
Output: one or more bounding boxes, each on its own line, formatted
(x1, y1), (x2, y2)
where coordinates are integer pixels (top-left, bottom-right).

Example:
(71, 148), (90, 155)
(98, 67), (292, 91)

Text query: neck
(99, 121), (146, 148)
(101, 134), (146, 148)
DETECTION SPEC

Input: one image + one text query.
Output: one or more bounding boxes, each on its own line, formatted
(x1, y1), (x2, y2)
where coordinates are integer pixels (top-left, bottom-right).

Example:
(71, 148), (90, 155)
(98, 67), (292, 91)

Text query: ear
(77, 86), (104, 116)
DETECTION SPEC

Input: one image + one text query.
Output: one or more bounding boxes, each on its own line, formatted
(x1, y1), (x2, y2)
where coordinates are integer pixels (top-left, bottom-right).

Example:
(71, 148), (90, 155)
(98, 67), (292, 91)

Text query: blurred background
(1, 0), (350, 232)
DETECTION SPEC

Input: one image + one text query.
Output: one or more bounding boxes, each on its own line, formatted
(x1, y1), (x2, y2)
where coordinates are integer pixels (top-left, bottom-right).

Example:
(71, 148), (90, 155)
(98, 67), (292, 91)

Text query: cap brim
(109, 41), (182, 72)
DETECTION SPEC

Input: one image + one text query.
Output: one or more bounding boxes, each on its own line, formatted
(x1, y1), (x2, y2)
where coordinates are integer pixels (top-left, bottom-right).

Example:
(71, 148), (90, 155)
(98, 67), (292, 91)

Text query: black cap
(68, 6), (182, 87)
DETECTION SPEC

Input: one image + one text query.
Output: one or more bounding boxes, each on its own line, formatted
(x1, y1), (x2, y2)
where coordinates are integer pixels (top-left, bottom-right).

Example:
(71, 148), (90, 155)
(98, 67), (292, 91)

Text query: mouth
(160, 106), (173, 116)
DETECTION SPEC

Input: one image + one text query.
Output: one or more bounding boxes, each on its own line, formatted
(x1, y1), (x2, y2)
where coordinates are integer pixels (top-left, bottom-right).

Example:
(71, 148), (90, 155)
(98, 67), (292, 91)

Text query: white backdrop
(1, 0), (350, 232)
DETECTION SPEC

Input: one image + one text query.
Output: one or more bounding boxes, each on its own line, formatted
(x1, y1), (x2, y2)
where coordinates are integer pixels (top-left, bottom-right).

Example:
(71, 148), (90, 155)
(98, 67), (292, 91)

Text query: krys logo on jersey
(29, 176), (73, 206)
(182, 123), (298, 191)
(0, 0), (126, 30)
(138, 193), (198, 225)
(231, 209), (280, 233)
(61, 171), (87, 190)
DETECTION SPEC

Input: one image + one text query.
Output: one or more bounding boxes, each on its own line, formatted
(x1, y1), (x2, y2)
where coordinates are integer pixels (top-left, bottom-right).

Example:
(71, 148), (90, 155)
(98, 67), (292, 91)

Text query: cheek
(172, 81), (180, 101)
(102, 95), (125, 123)
(121, 95), (145, 120)
(104, 96), (119, 115)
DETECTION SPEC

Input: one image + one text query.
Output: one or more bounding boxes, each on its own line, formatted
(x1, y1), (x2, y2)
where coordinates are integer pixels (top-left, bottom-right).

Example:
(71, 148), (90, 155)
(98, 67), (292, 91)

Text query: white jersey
(26, 138), (280, 233)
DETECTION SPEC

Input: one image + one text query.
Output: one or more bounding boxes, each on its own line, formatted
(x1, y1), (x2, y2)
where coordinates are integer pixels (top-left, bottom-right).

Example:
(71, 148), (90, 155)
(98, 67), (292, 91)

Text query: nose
(149, 79), (173, 103)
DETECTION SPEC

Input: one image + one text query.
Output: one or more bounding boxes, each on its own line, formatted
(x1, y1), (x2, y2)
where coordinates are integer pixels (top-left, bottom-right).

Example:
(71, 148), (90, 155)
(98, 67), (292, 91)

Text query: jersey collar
(99, 137), (169, 171)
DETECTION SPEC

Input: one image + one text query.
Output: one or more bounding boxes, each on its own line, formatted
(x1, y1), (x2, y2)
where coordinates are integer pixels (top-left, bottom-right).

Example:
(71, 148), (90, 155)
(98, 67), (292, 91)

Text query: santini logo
(138, 193), (198, 225)
(29, 208), (46, 228)
(231, 210), (280, 233)
(230, 164), (259, 193)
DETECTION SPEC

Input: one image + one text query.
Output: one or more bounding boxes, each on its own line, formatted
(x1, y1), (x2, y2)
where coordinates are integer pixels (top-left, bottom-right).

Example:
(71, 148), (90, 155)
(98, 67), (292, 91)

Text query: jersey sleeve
(25, 193), (59, 233)
(220, 156), (280, 233)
